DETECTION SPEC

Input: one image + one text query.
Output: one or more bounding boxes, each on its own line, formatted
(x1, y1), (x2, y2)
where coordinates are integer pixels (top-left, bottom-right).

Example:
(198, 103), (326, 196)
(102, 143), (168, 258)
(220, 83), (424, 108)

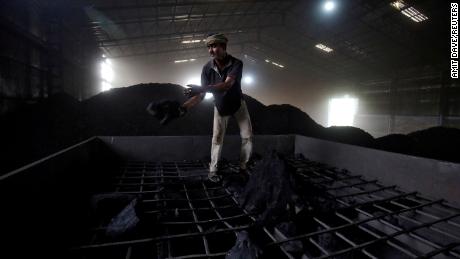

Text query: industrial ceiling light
(243, 75), (254, 85)
(327, 95), (359, 127)
(401, 7), (428, 22)
(323, 1), (336, 12)
(174, 59), (188, 63)
(174, 59), (196, 63)
(391, 0), (405, 10)
(390, 0), (428, 23)
(265, 58), (285, 68)
(271, 62), (284, 68)
(181, 39), (202, 44)
(315, 43), (334, 53)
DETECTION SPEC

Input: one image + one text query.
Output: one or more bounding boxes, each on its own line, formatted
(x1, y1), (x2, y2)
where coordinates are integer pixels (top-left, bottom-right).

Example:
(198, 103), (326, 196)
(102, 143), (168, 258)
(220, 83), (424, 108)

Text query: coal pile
(321, 126), (375, 148)
(1, 83), (459, 175)
(374, 134), (418, 155)
(237, 152), (297, 226)
(222, 153), (344, 258)
(376, 126), (460, 162)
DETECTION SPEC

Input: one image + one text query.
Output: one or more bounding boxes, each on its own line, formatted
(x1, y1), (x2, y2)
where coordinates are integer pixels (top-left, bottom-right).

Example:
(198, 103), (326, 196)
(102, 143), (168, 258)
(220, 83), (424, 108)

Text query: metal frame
(70, 160), (287, 258)
(82, 0), (446, 81)
(264, 157), (460, 258)
(70, 156), (460, 258)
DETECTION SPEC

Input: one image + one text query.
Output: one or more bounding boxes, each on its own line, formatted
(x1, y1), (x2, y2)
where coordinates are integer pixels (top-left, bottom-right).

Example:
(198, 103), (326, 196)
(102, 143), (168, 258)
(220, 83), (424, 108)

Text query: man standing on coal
(182, 33), (253, 182)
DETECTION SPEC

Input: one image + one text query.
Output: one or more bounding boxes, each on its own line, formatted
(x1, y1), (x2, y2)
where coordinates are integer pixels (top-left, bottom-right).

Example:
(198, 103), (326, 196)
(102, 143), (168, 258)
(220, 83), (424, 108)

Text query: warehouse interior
(1, 0), (456, 134)
(1, 0), (460, 258)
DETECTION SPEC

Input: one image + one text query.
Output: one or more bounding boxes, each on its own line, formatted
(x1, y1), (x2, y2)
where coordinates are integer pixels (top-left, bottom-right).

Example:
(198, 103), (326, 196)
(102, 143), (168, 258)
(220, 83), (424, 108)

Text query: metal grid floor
(70, 157), (460, 259)
(265, 157), (460, 259)
(70, 160), (283, 259)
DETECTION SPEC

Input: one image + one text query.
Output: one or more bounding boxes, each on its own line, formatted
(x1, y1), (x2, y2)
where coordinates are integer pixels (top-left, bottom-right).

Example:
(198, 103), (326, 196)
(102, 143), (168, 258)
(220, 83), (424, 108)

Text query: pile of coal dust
(1, 83), (459, 175)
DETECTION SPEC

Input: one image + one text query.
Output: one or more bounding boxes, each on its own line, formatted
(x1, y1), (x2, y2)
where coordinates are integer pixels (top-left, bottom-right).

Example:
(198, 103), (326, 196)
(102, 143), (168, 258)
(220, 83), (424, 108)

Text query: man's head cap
(205, 33), (228, 46)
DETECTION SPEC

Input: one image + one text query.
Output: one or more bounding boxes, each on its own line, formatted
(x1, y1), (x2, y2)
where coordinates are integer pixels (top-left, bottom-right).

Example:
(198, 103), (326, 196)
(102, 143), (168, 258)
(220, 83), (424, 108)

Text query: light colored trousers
(210, 99), (253, 172)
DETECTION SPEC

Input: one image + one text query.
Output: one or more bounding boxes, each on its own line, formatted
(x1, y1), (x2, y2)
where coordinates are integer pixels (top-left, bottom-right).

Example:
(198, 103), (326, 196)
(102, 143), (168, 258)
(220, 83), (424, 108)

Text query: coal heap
(376, 127), (460, 162)
(1, 83), (459, 174)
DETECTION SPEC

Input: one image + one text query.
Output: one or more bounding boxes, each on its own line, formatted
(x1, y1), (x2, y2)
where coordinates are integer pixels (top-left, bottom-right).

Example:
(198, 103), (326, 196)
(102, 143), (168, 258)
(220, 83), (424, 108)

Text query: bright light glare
(182, 39), (202, 44)
(324, 1), (335, 12)
(316, 43), (333, 53)
(243, 75), (253, 85)
(184, 77), (212, 100)
(101, 59), (114, 82)
(391, 0), (428, 23)
(185, 77), (200, 86)
(101, 81), (111, 92)
(100, 58), (113, 92)
(390, 0), (406, 10)
(327, 95), (359, 127)
(174, 58), (197, 63)
(265, 58), (285, 68)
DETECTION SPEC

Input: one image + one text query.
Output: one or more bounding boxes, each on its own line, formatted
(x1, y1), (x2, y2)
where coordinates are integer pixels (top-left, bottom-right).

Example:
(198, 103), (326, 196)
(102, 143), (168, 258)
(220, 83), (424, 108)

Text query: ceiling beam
(93, 0), (297, 11)
(87, 11), (282, 27)
(97, 24), (279, 46)
(108, 41), (251, 58)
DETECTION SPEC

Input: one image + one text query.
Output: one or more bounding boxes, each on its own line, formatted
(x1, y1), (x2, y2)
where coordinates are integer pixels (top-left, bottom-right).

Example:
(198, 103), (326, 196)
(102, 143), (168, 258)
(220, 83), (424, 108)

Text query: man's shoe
(208, 172), (222, 183)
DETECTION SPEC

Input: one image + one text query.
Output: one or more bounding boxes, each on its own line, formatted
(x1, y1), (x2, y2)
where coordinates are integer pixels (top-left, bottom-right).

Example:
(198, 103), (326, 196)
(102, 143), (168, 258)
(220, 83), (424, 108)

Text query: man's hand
(183, 84), (203, 97)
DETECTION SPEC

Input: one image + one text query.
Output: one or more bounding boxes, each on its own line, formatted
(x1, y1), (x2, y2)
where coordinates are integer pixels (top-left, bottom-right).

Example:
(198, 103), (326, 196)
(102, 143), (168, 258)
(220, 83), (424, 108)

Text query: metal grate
(69, 160), (284, 259)
(69, 157), (460, 258)
(264, 157), (460, 259)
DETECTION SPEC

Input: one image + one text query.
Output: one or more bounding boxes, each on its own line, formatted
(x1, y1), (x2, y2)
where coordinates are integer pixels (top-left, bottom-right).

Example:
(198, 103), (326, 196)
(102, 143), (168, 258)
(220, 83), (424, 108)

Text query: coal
(90, 193), (137, 222)
(375, 134), (417, 154)
(146, 99), (183, 125)
(105, 198), (140, 238)
(274, 222), (303, 254)
(407, 126), (460, 162)
(90, 193), (141, 239)
(1, 83), (459, 175)
(376, 126), (460, 163)
(238, 151), (296, 225)
(225, 231), (262, 259)
(322, 126), (375, 148)
(223, 153), (343, 258)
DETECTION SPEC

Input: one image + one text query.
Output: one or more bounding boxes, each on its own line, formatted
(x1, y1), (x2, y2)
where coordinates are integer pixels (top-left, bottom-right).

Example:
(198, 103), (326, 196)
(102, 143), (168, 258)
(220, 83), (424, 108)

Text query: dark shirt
(201, 54), (243, 116)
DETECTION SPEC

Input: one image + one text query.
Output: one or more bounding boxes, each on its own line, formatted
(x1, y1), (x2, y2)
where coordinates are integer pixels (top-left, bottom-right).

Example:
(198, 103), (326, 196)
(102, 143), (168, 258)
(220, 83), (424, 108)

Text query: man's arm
(185, 75), (235, 97)
(203, 59), (242, 93)
(181, 93), (205, 110)
(202, 76), (235, 93)
(184, 59), (242, 97)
